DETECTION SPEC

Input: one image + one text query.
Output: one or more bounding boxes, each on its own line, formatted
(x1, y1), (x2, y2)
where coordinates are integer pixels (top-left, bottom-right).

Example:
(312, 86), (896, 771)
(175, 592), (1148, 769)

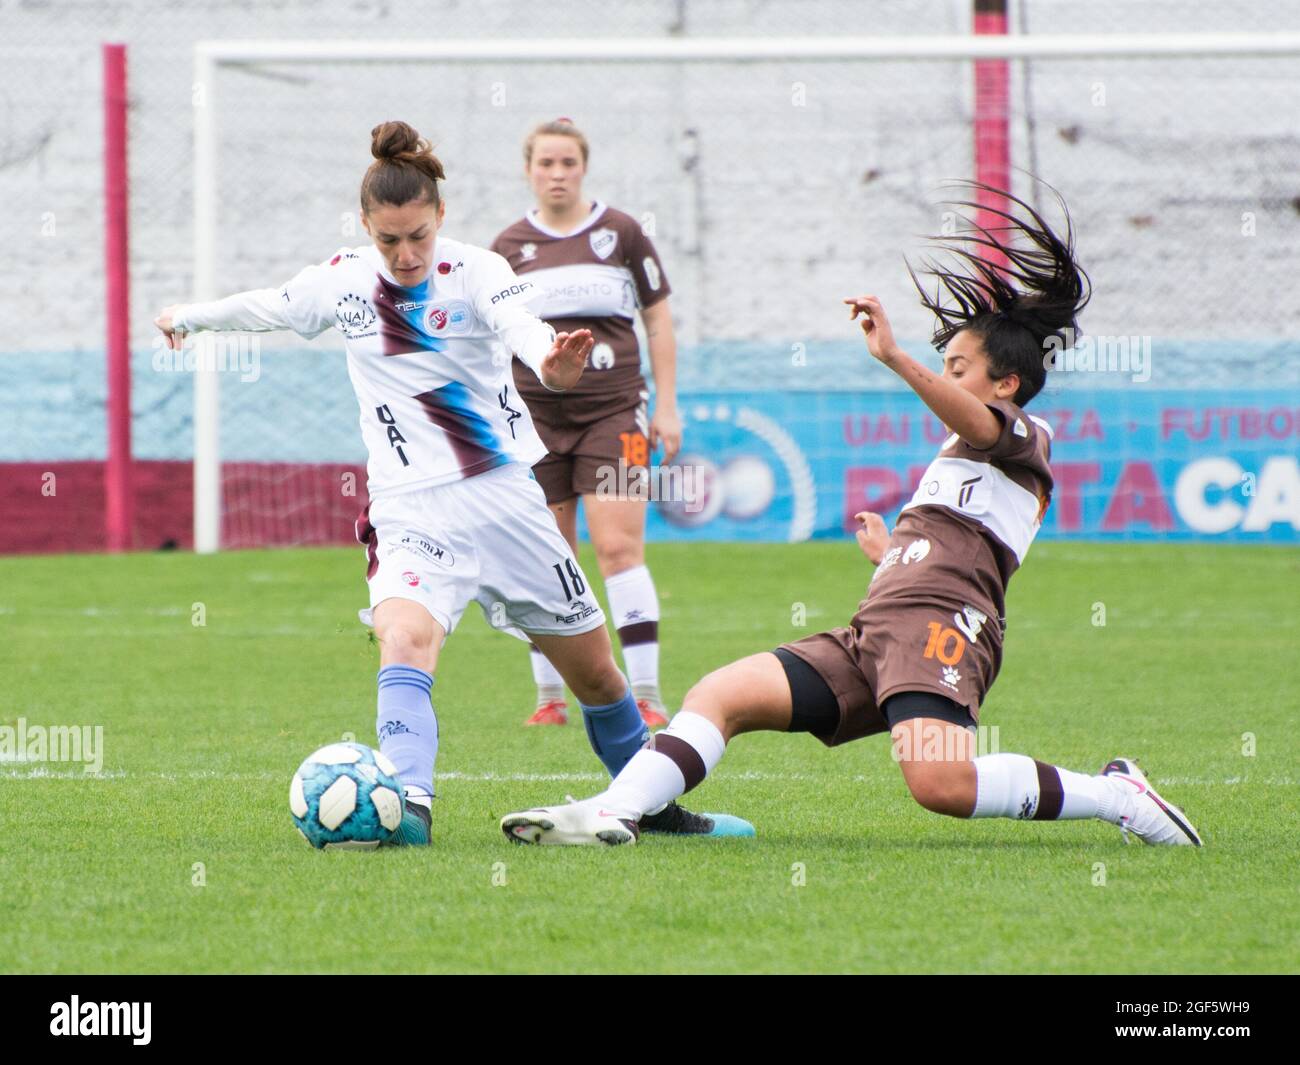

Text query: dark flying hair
(906, 180), (1091, 406)
(360, 120), (445, 213)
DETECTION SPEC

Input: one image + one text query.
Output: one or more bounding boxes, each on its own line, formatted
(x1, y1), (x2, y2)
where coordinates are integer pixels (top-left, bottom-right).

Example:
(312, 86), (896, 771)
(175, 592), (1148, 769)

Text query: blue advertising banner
(641, 390), (1300, 543)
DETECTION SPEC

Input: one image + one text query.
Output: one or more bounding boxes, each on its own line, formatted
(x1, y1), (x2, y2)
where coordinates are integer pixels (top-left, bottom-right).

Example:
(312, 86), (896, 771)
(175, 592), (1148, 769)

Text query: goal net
(188, 35), (1300, 550)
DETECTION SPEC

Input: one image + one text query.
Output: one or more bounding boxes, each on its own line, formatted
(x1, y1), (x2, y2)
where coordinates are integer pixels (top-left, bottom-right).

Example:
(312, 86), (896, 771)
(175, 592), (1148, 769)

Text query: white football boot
(1101, 758), (1203, 846)
(501, 798), (639, 846)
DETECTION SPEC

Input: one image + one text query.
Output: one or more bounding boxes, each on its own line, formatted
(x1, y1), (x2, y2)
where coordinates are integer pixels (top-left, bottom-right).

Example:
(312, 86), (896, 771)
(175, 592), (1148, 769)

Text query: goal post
(191, 32), (1300, 553)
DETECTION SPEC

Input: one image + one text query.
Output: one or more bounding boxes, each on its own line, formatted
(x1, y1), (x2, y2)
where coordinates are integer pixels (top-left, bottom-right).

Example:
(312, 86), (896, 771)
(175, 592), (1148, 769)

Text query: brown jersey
(861, 399), (1055, 630)
(491, 202), (671, 399)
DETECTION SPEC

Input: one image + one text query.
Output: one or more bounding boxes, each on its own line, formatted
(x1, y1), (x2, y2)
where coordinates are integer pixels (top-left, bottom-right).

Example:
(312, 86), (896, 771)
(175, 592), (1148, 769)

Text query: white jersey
(175, 238), (557, 499)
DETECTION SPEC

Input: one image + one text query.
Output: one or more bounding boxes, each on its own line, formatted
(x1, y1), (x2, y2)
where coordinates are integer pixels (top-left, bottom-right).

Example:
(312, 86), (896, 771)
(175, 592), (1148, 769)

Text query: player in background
(492, 119), (680, 730)
(154, 121), (752, 843)
(501, 183), (1203, 849)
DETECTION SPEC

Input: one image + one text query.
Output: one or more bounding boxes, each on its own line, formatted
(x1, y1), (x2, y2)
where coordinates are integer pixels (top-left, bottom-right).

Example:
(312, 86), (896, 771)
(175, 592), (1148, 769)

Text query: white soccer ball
(289, 742), (405, 850)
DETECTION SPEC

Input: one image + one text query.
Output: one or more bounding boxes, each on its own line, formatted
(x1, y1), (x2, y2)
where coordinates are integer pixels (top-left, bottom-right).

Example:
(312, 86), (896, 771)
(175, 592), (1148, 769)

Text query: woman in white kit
(154, 121), (752, 843)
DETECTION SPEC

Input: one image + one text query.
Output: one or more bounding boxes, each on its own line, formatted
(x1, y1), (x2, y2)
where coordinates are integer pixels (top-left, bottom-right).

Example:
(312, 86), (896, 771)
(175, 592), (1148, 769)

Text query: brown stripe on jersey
(616, 620), (658, 646)
(1032, 760), (1065, 820)
(651, 733), (707, 793)
(413, 388), (510, 478)
(373, 276), (442, 357)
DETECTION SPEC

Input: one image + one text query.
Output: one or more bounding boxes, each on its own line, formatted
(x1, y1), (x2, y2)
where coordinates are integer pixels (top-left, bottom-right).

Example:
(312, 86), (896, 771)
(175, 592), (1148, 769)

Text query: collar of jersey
(374, 246), (436, 297)
(525, 200), (607, 239)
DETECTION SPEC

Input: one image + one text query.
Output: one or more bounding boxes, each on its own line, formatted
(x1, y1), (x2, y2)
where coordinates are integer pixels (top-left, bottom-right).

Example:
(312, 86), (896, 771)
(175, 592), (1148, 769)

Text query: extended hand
(539, 329), (594, 391)
(854, 510), (891, 564)
(844, 295), (901, 365)
(154, 305), (185, 351)
(649, 405), (682, 464)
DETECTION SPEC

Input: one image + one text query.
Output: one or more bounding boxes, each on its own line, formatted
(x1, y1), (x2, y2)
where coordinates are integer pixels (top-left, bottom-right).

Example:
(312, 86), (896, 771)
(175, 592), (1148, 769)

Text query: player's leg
(529, 624), (649, 779)
(522, 458), (577, 725)
(501, 650), (803, 844)
(358, 495), (469, 846)
(575, 397), (667, 728)
(582, 492), (667, 728)
(477, 462), (754, 838)
(886, 696), (1201, 845)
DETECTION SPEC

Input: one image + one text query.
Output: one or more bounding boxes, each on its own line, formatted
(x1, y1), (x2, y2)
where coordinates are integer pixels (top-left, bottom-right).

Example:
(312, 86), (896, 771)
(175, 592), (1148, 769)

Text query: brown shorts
(526, 389), (650, 505)
(778, 601), (1001, 747)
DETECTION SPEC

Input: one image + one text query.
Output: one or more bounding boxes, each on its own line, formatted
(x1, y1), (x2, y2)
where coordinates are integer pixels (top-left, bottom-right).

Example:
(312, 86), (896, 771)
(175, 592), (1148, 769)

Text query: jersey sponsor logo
(329, 252), (359, 266)
(336, 293), (377, 338)
(902, 538), (931, 564)
(643, 256), (661, 291)
(940, 665), (962, 692)
(1013, 418), (1029, 438)
(498, 385), (521, 439)
(490, 281), (535, 304)
(520, 242), (537, 261)
(425, 299), (472, 336)
(401, 570), (421, 587)
(375, 403), (410, 467)
(397, 533), (454, 568)
(958, 475), (983, 508)
(437, 260), (463, 275)
(589, 227), (618, 260)
(555, 601), (600, 624)
(590, 342), (615, 370)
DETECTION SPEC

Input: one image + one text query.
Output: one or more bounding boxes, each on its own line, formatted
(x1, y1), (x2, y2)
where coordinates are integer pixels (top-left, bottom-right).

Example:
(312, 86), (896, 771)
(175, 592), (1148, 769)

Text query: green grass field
(1, 541), (1297, 974)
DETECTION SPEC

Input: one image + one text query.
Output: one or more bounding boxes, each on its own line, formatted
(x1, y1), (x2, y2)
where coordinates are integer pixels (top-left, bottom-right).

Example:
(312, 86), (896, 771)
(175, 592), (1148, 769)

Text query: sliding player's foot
(501, 799), (638, 846)
(1101, 758), (1202, 847)
(524, 699), (568, 726)
(639, 801), (756, 838)
(384, 801), (432, 847)
(636, 698), (670, 729)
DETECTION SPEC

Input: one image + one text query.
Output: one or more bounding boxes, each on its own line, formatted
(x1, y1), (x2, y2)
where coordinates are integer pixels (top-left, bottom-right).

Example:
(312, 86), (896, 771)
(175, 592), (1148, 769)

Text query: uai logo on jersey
(425, 300), (472, 336)
(590, 227), (618, 260)
(336, 293), (377, 338)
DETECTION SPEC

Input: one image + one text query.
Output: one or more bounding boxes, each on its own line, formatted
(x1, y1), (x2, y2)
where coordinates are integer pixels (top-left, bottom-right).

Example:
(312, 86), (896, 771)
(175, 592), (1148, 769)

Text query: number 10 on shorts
(922, 621), (966, 665)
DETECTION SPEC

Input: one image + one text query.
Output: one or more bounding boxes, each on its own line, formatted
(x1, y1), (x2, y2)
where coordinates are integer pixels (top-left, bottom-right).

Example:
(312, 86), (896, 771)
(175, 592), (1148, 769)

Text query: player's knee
(378, 622), (433, 664)
(901, 761), (970, 818)
(681, 674), (742, 737)
(595, 542), (643, 578)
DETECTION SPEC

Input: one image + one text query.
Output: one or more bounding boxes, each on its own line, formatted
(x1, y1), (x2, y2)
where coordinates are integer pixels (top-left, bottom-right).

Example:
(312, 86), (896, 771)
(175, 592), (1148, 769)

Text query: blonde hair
(524, 118), (589, 166)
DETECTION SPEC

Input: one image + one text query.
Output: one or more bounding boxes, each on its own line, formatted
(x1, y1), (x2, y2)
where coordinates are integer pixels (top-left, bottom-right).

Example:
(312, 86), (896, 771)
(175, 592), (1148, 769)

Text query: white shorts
(355, 462), (605, 641)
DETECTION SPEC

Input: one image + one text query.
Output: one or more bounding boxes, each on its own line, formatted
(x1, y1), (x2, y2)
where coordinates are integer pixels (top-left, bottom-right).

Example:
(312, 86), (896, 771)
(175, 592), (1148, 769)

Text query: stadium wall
(4, 1), (1299, 552)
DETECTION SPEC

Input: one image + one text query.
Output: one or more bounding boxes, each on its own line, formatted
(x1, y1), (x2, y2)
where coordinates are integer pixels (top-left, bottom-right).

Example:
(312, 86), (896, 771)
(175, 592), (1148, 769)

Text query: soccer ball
(289, 742), (405, 849)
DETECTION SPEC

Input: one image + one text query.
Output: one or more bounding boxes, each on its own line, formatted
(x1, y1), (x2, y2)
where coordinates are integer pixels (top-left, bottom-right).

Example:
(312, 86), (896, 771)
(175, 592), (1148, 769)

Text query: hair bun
(371, 120), (425, 162)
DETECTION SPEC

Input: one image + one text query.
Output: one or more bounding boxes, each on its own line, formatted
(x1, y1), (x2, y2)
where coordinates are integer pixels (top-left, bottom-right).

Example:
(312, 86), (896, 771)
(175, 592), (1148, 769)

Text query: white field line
(0, 767), (1294, 787)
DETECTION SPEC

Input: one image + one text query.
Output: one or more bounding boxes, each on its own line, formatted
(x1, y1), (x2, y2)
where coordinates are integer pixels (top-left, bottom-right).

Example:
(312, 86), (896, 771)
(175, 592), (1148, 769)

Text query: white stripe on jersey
(515, 262), (640, 320)
(901, 456), (1044, 562)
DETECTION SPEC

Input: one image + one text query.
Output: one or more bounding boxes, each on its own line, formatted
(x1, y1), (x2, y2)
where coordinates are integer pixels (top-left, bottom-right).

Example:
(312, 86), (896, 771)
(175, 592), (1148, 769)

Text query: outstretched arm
(155, 289), (294, 350)
(844, 294), (1001, 450)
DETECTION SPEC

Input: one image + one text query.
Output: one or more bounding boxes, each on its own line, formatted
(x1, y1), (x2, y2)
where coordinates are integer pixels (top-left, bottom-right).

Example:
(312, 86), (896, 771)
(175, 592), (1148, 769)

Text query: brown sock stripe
(652, 734), (707, 793)
(1032, 760), (1064, 821)
(616, 620), (659, 647)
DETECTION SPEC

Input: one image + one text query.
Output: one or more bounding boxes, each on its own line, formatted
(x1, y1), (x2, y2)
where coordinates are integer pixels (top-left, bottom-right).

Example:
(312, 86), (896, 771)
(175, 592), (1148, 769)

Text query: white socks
(596, 711), (725, 819)
(971, 753), (1122, 822)
(529, 644), (565, 704)
(605, 564), (660, 698)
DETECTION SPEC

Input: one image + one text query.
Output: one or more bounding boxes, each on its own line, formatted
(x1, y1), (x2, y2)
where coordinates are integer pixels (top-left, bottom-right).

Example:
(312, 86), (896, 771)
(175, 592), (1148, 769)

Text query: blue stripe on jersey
(414, 381), (512, 478)
(374, 276), (448, 356)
